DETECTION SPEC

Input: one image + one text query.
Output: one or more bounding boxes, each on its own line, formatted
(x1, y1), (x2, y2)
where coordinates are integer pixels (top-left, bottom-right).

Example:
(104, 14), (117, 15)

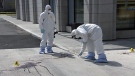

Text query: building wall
(98, 0), (116, 40)
(29, 0), (33, 22)
(2, 0), (15, 11)
(16, 0), (135, 40)
(66, 0), (74, 32)
(33, 0), (38, 24)
(17, 0), (49, 23)
(37, 0), (42, 23)
(19, 0), (22, 20)
(84, 0), (116, 40)
(117, 30), (135, 38)
(25, 0), (30, 21)
(55, 0), (68, 31)
(42, 0), (49, 12)
(20, 0), (26, 21)
(15, 0), (20, 19)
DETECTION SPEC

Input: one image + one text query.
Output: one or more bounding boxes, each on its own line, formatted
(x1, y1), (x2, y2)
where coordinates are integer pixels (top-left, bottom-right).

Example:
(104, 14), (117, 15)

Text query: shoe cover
(39, 46), (45, 54)
(84, 52), (96, 60)
(47, 46), (54, 53)
(94, 53), (108, 63)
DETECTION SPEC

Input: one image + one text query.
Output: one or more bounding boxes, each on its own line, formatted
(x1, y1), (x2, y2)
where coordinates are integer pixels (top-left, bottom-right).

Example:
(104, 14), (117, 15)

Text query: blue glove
(41, 29), (45, 33)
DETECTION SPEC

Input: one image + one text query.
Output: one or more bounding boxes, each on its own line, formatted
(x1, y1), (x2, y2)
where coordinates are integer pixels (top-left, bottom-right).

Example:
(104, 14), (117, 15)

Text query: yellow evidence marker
(130, 48), (134, 52)
(14, 61), (20, 66)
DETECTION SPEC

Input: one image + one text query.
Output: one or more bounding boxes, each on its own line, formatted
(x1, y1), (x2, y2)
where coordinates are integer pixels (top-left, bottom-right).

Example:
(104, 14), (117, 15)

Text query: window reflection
(75, 0), (84, 23)
(0, 0), (3, 8)
(117, 0), (135, 30)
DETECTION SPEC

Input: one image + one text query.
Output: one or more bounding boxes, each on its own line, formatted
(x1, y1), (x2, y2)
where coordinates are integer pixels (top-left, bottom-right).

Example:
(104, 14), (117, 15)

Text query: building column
(36, 0), (42, 23)
(33, 0), (37, 24)
(84, 0), (92, 23)
(15, 0), (20, 19)
(56, 0), (68, 31)
(21, 0), (26, 21)
(29, 0), (33, 22)
(25, 0), (30, 21)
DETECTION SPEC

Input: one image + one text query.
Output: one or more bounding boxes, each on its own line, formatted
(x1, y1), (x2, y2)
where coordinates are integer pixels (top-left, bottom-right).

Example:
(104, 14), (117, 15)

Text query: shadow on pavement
(94, 61), (122, 67)
(85, 60), (122, 67)
(47, 52), (75, 59)
(0, 18), (41, 49)
(15, 61), (42, 73)
(0, 35), (41, 49)
(16, 62), (41, 69)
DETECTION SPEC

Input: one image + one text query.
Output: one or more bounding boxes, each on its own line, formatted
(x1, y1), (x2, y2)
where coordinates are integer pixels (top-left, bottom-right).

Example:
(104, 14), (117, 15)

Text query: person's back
(78, 23), (99, 34)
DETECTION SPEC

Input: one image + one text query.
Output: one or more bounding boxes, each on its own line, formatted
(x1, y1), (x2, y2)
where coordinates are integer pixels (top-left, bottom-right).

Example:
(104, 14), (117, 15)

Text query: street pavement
(0, 18), (40, 49)
(0, 14), (135, 76)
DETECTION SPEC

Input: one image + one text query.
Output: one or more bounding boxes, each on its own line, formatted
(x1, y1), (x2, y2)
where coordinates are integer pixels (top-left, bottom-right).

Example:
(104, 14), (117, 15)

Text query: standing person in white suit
(39, 5), (56, 54)
(71, 23), (108, 63)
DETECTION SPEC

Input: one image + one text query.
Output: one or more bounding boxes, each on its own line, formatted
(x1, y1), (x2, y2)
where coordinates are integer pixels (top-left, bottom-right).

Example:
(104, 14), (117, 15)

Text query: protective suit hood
(71, 29), (77, 36)
(71, 29), (81, 38)
(45, 5), (51, 12)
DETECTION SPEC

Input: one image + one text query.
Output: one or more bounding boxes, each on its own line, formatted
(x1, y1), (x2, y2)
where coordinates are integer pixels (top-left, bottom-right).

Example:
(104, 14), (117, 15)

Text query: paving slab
(0, 14), (135, 76)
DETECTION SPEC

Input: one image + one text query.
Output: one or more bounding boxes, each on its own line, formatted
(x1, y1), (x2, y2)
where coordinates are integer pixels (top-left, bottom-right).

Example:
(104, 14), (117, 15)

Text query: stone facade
(84, 0), (116, 40)
(15, 0), (135, 40)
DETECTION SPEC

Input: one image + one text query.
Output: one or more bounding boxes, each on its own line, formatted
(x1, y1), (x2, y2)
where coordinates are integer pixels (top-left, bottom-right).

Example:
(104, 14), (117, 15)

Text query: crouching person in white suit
(39, 5), (55, 54)
(71, 23), (108, 63)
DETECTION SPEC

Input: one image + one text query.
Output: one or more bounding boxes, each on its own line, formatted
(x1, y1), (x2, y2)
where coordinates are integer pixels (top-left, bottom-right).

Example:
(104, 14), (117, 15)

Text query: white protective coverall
(39, 5), (55, 53)
(71, 23), (108, 63)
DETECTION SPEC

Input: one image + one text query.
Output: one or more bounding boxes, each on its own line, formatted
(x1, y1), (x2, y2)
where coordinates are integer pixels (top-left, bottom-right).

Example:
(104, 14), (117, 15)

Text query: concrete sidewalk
(1, 15), (135, 54)
(1, 15), (135, 76)
(0, 15), (82, 55)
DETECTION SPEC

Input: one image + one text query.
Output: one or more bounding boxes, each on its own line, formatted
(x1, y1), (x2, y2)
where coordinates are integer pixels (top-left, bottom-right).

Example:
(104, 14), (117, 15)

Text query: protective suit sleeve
(82, 33), (88, 43)
(79, 42), (87, 56)
(39, 13), (44, 29)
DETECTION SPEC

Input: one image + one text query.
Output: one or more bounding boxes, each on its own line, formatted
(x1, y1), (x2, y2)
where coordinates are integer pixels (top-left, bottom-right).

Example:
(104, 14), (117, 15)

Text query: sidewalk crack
(33, 66), (42, 76)
(123, 66), (135, 71)
(40, 65), (54, 76)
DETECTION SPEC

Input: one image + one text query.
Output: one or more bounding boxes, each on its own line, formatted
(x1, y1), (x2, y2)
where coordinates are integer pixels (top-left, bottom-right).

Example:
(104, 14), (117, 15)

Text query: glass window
(0, 0), (3, 8)
(68, 0), (74, 24)
(117, 0), (135, 30)
(74, 0), (84, 23)
(49, 0), (56, 15)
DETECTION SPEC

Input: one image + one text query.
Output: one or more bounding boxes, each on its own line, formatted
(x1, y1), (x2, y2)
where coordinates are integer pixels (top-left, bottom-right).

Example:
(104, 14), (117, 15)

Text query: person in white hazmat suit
(39, 5), (55, 54)
(71, 23), (108, 63)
